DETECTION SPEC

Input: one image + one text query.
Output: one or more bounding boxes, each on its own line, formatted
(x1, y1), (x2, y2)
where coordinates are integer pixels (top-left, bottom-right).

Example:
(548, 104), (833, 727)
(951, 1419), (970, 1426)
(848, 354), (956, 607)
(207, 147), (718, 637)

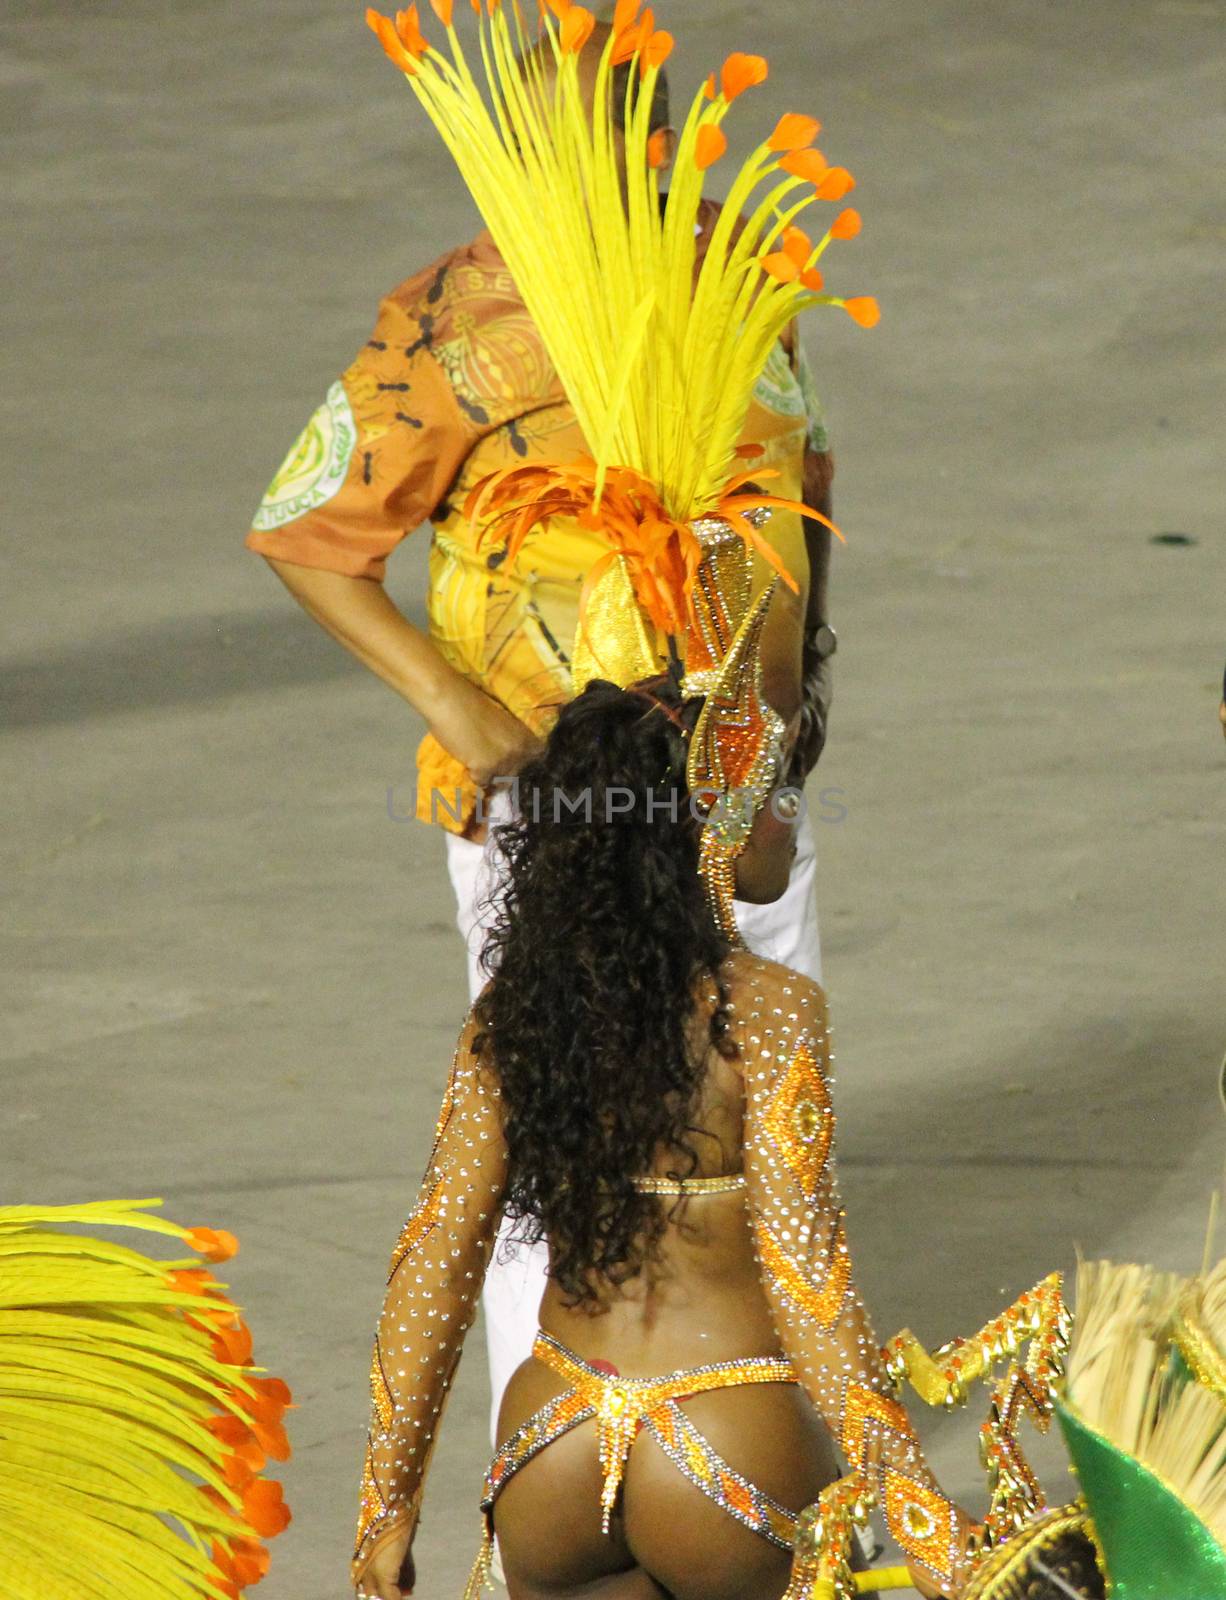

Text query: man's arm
(265, 557), (540, 788)
(247, 267), (544, 797)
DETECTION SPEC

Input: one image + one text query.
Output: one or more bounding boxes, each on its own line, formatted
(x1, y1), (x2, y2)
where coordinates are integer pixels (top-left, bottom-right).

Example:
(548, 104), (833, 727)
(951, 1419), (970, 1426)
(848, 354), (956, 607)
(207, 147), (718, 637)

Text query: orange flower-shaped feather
(761, 253), (800, 285)
(395, 5), (429, 55)
(768, 112), (821, 152)
(780, 226), (812, 267)
(779, 148), (828, 185)
(694, 124), (727, 171)
(185, 1225), (239, 1263)
(647, 128), (670, 168)
(843, 296), (880, 327)
(366, 8), (420, 73)
(815, 166), (856, 201)
(560, 4), (595, 52)
(720, 52), (768, 102)
(243, 1478), (292, 1539)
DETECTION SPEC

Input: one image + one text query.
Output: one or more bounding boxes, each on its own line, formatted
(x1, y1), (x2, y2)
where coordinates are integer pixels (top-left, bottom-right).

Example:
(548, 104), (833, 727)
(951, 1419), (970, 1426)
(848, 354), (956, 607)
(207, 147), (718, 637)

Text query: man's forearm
(264, 556), (456, 721)
(263, 555), (544, 789)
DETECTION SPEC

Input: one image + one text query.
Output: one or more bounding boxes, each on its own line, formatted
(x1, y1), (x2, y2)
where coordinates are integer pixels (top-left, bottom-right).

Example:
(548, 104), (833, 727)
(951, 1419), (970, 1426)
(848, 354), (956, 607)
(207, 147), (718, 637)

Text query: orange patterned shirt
(247, 217), (831, 831)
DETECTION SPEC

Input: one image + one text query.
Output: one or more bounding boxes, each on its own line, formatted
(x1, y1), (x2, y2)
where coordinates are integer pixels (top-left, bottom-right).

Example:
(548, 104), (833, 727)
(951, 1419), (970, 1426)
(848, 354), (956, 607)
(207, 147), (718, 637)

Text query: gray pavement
(3, 2), (1224, 1595)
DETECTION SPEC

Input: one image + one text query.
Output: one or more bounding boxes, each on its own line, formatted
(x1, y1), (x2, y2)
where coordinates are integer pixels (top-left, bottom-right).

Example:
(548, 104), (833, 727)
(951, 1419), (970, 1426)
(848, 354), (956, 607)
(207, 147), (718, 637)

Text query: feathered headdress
(365, 0), (870, 641)
(366, 0), (875, 930)
(0, 1200), (291, 1600)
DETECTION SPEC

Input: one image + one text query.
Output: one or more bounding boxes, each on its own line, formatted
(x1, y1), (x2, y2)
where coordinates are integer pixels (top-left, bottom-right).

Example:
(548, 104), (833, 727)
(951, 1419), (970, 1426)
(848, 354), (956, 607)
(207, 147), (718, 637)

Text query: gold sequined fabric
(351, 1019), (507, 1587)
(741, 964), (974, 1595)
(631, 1170), (746, 1196)
(527, 1331), (798, 1533)
(959, 1503), (1104, 1599)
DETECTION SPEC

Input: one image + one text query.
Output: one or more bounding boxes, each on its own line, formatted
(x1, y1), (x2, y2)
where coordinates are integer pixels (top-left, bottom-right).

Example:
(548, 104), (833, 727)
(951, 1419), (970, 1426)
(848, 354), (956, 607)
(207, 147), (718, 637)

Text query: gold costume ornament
(682, 511), (788, 942)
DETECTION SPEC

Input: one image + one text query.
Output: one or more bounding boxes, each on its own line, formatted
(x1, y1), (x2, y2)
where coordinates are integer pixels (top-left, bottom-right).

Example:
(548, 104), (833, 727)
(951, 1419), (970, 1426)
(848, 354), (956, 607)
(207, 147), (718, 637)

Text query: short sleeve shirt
(247, 221), (833, 830)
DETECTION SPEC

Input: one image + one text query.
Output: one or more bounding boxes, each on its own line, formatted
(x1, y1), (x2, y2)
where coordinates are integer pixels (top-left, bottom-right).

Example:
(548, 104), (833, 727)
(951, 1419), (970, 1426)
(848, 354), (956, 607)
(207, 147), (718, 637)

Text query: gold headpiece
(682, 511), (786, 941)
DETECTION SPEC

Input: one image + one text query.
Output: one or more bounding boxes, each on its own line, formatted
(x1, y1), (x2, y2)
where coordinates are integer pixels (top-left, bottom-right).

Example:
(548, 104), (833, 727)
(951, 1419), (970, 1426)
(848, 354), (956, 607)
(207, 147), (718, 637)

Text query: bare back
(534, 948), (792, 1379)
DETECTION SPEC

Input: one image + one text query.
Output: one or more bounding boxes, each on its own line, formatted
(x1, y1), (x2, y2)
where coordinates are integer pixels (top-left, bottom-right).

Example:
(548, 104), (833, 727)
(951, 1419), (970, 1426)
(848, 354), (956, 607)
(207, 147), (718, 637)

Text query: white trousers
(443, 802), (822, 1439)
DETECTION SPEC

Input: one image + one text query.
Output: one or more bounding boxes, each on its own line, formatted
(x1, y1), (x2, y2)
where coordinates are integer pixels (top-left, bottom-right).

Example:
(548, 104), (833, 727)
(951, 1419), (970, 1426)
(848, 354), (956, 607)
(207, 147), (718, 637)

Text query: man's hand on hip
(261, 557), (542, 785)
(429, 673), (544, 787)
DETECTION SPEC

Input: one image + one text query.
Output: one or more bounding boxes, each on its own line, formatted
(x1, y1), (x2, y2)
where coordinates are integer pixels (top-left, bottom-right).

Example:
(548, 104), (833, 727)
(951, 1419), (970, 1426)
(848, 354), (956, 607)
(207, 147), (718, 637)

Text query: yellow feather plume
(366, 0), (875, 525)
(0, 1200), (291, 1600)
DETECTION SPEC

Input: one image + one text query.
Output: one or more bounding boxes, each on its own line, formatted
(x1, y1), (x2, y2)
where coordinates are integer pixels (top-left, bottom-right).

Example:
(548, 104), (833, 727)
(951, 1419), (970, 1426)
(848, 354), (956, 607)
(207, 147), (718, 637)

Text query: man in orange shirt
(247, 58), (839, 1425)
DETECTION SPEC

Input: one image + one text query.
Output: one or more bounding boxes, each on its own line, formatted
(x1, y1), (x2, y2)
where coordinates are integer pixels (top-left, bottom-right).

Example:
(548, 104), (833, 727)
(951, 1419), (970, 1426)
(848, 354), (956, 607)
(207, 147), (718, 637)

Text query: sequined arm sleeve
(352, 1015), (506, 1587)
(741, 973), (975, 1597)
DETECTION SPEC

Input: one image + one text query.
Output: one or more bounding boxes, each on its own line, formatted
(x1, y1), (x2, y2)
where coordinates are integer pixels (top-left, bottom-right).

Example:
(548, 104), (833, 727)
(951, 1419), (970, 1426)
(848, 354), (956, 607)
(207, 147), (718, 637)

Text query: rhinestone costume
(484, 1332), (799, 1539)
(353, 1017), (507, 1582)
(351, 960), (977, 1599)
(740, 963), (975, 1596)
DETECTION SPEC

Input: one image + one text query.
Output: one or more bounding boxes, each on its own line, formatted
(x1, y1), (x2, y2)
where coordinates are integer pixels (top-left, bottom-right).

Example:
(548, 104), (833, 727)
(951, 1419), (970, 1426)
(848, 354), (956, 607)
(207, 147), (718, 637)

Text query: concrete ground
(4, 1), (1223, 1594)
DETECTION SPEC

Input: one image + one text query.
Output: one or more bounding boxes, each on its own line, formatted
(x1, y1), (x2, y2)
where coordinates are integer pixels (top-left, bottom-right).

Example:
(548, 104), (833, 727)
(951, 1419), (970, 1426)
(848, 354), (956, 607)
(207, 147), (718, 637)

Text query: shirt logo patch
(253, 380), (357, 529)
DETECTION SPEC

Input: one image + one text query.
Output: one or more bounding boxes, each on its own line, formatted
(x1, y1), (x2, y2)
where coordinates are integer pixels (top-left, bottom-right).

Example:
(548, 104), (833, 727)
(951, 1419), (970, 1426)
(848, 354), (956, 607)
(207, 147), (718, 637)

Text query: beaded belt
(482, 1331), (798, 1543)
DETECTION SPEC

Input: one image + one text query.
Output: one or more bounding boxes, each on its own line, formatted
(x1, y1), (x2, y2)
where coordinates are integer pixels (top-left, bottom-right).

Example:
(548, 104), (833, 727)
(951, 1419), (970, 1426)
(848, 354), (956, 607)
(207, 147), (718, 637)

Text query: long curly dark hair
(474, 676), (735, 1306)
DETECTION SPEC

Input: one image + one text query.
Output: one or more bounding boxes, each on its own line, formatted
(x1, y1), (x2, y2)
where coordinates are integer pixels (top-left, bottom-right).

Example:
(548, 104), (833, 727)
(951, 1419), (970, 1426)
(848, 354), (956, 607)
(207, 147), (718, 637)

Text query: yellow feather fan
(0, 1200), (291, 1600)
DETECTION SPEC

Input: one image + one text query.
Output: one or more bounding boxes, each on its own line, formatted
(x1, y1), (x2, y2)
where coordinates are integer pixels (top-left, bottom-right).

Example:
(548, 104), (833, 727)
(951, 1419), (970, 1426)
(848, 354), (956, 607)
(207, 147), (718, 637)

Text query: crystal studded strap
(352, 1015), (508, 1588)
(739, 965), (976, 1598)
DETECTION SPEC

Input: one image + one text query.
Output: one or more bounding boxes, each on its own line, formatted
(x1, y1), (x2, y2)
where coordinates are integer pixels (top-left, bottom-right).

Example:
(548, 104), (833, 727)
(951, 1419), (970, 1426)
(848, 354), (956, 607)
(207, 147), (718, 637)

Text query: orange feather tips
(762, 227), (813, 283)
(211, 1317), (255, 1368)
(212, 1539), (270, 1594)
(641, 28), (673, 71)
(702, 71), (716, 99)
(800, 267), (823, 291)
(560, 4), (595, 51)
(166, 1266), (218, 1296)
(395, 5), (429, 55)
(830, 207), (861, 239)
(779, 148), (828, 184)
(720, 52), (768, 102)
(465, 461), (800, 644)
(768, 112), (821, 152)
(647, 128), (670, 168)
(185, 1225), (239, 1263)
(694, 124), (728, 171)
(208, 1414), (267, 1475)
(760, 252), (800, 285)
(366, 8), (420, 73)
(843, 296), (880, 328)
(613, 0), (638, 30)
(243, 1478), (292, 1539)
(612, 9), (671, 73)
(429, 0), (454, 21)
(815, 166), (856, 201)
(780, 226), (812, 267)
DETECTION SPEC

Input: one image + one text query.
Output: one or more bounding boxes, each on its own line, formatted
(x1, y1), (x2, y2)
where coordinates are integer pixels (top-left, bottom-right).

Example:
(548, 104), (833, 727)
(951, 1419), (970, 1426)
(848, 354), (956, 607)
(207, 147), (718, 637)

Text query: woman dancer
(352, 622), (977, 1600)
(352, 10), (980, 1596)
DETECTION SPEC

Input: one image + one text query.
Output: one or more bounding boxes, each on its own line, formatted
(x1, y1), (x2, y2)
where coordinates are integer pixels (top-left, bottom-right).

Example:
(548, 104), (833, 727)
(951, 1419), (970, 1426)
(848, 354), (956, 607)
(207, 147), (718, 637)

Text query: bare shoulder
(719, 950), (827, 1032)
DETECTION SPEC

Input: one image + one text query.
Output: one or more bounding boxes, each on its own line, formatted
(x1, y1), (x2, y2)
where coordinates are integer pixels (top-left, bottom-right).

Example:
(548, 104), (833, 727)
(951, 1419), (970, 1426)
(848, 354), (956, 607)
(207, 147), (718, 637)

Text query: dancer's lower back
(491, 1184), (842, 1600)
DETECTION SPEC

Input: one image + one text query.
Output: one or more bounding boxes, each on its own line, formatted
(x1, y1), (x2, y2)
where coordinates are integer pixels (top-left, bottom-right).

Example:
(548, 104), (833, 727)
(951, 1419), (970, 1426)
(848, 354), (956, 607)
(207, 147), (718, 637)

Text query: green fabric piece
(1057, 1399), (1226, 1599)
